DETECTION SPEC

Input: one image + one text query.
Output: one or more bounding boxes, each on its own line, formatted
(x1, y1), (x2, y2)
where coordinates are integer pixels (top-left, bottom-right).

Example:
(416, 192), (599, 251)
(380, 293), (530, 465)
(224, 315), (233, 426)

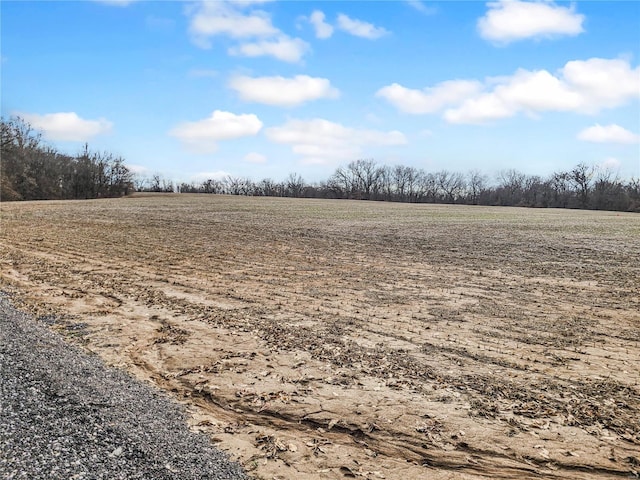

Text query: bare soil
(1, 194), (639, 479)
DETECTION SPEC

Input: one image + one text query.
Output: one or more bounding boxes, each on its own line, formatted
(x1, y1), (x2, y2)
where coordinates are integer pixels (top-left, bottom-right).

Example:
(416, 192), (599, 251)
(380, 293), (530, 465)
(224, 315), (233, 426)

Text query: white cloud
(478, 0), (585, 44)
(125, 164), (151, 175)
(376, 80), (482, 114)
(92, 0), (137, 6)
(265, 118), (406, 165)
(19, 112), (112, 142)
(443, 94), (503, 124)
(336, 13), (388, 39)
(231, 0), (275, 7)
(444, 68), (583, 124)
(444, 93), (513, 124)
(228, 35), (309, 63)
(186, 1), (309, 62)
(309, 10), (334, 39)
(600, 157), (622, 171)
(562, 58), (640, 112)
(169, 110), (263, 154)
(405, 1), (437, 15)
(442, 57), (640, 124)
(229, 75), (339, 107)
(188, 1), (277, 47)
(244, 152), (267, 163)
(577, 124), (640, 144)
(379, 57), (639, 125)
(494, 69), (583, 111)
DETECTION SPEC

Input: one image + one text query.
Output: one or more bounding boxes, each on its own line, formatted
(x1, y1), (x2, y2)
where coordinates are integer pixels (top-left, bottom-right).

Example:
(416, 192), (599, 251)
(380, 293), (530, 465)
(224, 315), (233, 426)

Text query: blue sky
(2, 0), (639, 184)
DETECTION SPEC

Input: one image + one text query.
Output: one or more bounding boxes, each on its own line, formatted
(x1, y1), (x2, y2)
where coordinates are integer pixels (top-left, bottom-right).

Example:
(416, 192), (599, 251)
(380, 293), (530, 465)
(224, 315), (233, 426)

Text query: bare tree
(378, 165), (394, 201)
(570, 162), (594, 208)
(348, 159), (382, 200)
(150, 174), (163, 192)
(285, 172), (305, 197)
(133, 175), (148, 192)
(548, 171), (571, 208)
(467, 169), (488, 205)
(436, 170), (466, 203)
(391, 165), (411, 201)
(627, 177), (640, 211)
(1, 116), (133, 201)
(522, 175), (543, 207)
(201, 178), (222, 194)
(591, 167), (628, 210)
(1, 115), (42, 151)
(497, 169), (526, 205)
(328, 166), (354, 199)
(224, 176), (243, 195)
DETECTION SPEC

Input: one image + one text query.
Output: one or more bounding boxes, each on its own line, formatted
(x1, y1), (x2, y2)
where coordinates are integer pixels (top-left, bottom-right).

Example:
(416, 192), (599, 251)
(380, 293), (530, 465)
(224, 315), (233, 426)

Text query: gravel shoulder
(0, 292), (248, 480)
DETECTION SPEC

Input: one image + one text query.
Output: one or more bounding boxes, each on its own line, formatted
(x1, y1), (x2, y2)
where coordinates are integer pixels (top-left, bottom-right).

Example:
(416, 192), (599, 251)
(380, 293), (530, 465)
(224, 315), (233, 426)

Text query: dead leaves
(255, 434), (291, 459)
(153, 320), (189, 345)
(234, 389), (298, 412)
(307, 437), (331, 456)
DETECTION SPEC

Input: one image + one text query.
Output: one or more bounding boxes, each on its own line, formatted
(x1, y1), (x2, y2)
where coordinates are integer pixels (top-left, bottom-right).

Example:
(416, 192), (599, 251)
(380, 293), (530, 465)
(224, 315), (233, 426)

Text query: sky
(1, 0), (639, 184)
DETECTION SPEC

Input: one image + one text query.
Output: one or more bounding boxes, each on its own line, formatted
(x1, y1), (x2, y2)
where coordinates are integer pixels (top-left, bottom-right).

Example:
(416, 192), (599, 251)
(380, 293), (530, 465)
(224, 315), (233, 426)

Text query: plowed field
(1, 194), (639, 479)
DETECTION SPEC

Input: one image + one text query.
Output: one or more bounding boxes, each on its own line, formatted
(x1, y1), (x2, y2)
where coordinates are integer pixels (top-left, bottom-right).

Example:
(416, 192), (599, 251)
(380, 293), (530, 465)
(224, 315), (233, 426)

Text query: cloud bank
(377, 57), (640, 125)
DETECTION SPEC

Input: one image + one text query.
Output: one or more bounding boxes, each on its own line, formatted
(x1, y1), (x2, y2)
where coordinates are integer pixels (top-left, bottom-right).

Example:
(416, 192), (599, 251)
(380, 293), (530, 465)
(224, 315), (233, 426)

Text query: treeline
(1, 116), (134, 201)
(143, 159), (640, 212)
(3, 115), (638, 211)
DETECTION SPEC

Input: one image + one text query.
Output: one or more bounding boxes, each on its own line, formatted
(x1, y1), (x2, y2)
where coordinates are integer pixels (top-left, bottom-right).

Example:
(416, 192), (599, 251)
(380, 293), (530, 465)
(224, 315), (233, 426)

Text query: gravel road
(0, 292), (248, 480)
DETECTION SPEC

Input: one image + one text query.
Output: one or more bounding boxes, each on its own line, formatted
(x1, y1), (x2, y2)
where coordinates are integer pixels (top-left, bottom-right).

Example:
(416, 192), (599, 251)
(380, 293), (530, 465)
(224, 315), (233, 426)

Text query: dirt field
(1, 194), (639, 479)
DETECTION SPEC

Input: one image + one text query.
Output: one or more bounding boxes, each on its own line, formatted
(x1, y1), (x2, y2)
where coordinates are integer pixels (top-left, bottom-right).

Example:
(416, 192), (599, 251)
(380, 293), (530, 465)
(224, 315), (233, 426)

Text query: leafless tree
(257, 178), (281, 196)
(591, 167), (628, 210)
(391, 165), (411, 201)
(1, 116), (133, 201)
(496, 169), (526, 205)
(416, 171), (436, 203)
(570, 162), (594, 208)
(467, 169), (488, 205)
(348, 159), (382, 200)
(6, 118), (637, 212)
(328, 166), (354, 199)
(378, 166), (394, 201)
(548, 171), (571, 208)
(436, 170), (466, 203)
(202, 178), (222, 194)
(522, 175), (544, 207)
(285, 172), (305, 197)
(224, 176), (242, 195)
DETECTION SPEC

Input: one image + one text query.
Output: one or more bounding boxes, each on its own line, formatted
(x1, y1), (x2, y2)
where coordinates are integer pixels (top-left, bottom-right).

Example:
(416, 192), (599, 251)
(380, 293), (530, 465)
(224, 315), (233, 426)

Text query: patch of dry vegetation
(1, 194), (639, 479)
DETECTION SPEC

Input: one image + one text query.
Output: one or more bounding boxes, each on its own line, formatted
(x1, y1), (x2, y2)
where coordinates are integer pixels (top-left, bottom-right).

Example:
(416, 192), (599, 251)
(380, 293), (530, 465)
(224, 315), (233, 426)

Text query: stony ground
(0, 292), (247, 480)
(1, 194), (639, 479)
